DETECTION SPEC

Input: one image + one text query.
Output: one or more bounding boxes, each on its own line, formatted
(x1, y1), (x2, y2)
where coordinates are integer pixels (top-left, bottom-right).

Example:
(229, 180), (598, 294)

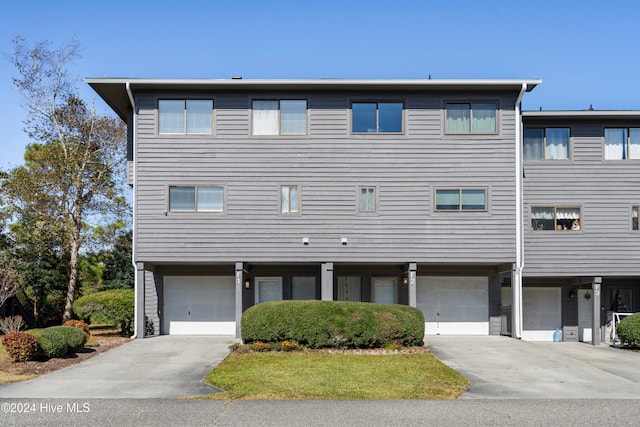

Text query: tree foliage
(1, 37), (128, 323)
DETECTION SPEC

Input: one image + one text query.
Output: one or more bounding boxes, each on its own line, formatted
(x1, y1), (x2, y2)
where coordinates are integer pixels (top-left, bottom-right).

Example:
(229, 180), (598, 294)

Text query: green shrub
(50, 326), (87, 352)
(241, 300), (425, 349)
(617, 313), (640, 347)
(2, 332), (40, 362)
(63, 319), (90, 339)
(27, 328), (68, 358)
(73, 289), (134, 335)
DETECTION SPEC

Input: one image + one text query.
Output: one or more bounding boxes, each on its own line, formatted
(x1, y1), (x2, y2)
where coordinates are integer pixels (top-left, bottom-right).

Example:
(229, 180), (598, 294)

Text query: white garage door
(522, 287), (561, 341)
(417, 276), (489, 335)
(163, 276), (235, 335)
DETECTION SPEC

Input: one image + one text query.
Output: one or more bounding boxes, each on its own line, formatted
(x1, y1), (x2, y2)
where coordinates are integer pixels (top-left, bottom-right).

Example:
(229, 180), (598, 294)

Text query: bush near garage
(617, 313), (640, 347)
(73, 289), (134, 335)
(26, 328), (69, 358)
(241, 300), (425, 349)
(49, 326), (87, 352)
(2, 332), (40, 362)
(63, 319), (91, 340)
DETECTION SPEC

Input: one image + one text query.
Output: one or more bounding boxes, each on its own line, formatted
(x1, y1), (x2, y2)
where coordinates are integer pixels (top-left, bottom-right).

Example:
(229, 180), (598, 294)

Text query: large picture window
(435, 188), (487, 212)
(168, 186), (223, 212)
(524, 128), (570, 160)
(252, 100), (307, 135)
(446, 102), (496, 134)
(531, 207), (581, 231)
(159, 100), (213, 135)
(605, 128), (640, 160)
(352, 102), (403, 133)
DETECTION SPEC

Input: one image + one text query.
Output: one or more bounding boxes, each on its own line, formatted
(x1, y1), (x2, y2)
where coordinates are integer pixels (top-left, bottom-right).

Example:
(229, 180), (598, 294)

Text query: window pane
(629, 129), (640, 159)
(169, 186), (195, 211)
(461, 189), (486, 211)
(257, 278), (283, 303)
(605, 128), (626, 160)
(289, 186), (298, 212)
(352, 103), (377, 132)
(524, 128), (544, 160)
(253, 100), (279, 135)
(436, 189), (460, 210)
(446, 104), (470, 134)
(292, 276), (316, 300)
(545, 128), (570, 160)
(531, 207), (554, 231)
(360, 188), (375, 212)
(556, 207), (580, 231)
(471, 103), (496, 133)
(281, 186), (289, 213)
(280, 100), (307, 135)
(378, 103), (403, 133)
(337, 276), (361, 302)
(373, 278), (396, 304)
(197, 187), (223, 212)
(159, 100), (184, 134)
(186, 100), (212, 134)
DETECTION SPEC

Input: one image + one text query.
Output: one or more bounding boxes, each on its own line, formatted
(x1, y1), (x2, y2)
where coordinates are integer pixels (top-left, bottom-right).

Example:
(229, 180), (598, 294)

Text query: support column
(592, 277), (602, 346)
(408, 263), (417, 307)
(512, 265), (523, 339)
(134, 262), (145, 339)
(235, 262), (244, 339)
(321, 262), (334, 301)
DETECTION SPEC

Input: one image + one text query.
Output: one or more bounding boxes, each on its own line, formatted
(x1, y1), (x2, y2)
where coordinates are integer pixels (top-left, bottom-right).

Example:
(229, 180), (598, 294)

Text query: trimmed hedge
(50, 326), (87, 352)
(2, 332), (40, 362)
(617, 313), (640, 347)
(73, 289), (134, 335)
(27, 328), (68, 358)
(241, 300), (425, 349)
(63, 319), (90, 340)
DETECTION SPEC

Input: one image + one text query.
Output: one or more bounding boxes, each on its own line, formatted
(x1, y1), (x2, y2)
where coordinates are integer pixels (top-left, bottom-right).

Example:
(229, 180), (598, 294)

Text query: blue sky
(1, 0), (639, 169)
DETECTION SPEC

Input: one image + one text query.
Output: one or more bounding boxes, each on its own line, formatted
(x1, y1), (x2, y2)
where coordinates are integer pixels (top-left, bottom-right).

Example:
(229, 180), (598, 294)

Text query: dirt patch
(0, 331), (130, 384)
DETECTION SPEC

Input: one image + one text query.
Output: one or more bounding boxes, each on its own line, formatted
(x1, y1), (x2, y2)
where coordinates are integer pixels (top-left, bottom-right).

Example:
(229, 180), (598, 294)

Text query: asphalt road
(1, 398), (639, 426)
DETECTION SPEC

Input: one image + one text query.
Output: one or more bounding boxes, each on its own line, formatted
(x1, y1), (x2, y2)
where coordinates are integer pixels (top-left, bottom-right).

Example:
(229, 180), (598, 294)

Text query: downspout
(513, 83), (527, 339)
(126, 82), (139, 338)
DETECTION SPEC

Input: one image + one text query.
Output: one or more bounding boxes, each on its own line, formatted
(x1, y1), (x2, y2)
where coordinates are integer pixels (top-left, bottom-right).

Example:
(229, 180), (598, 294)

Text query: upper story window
(281, 185), (300, 214)
(524, 128), (570, 160)
(445, 102), (496, 134)
(435, 188), (487, 212)
(633, 207), (639, 231)
(169, 185), (223, 213)
(604, 128), (640, 160)
(252, 100), (307, 135)
(352, 102), (403, 133)
(531, 207), (581, 231)
(359, 187), (376, 213)
(159, 100), (213, 135)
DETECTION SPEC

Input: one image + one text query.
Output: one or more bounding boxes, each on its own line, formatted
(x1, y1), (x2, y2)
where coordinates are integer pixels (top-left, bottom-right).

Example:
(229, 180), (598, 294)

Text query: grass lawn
(204, 352), (469, 400)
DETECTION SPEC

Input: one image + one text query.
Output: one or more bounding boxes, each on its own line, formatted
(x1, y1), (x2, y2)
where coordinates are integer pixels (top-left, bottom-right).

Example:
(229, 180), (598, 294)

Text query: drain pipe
(513, 83), (527, 339)
(125, 82), (140, 339)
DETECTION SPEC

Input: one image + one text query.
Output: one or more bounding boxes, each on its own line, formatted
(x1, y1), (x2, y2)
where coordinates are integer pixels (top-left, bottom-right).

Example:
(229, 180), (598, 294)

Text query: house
(86, 78), (640, 343)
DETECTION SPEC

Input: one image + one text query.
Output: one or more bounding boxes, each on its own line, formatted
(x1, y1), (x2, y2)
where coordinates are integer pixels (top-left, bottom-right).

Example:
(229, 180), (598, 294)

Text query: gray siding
(523, 119), (640, 276)
(133, 91), (519, 265)
(144, 270), (159, 336)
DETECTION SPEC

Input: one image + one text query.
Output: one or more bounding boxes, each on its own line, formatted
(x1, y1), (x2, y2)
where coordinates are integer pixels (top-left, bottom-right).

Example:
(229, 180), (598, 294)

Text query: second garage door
(163, 276), (235, 335)
(417, 276), (489, 335)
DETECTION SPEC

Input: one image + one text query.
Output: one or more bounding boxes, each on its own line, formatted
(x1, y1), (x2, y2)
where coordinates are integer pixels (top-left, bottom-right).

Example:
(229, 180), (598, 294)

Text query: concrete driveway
(0, 335), (237, 398)
(427, 335), (640, 399)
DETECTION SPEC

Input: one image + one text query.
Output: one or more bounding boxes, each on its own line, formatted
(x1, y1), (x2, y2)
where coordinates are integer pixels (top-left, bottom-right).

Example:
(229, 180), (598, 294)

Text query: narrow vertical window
(633, 207), (639, 231)
(281, 185), (300, 214)
(359, 187), (376, 212)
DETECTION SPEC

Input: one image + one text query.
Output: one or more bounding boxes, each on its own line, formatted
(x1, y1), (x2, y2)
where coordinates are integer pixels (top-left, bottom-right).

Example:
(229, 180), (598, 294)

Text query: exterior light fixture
(244, 279), (251, 289)
(341, 237), (348, 245)
(302, 237), (309, 245)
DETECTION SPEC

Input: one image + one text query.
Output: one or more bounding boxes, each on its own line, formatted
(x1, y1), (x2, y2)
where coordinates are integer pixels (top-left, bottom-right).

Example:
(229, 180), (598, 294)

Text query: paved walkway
(427, 335), (640, 399)
(0, 335), (237, 398)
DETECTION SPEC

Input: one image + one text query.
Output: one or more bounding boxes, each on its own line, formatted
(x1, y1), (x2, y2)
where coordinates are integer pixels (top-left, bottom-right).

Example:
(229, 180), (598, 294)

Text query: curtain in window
(169, 187), (195, 211)
(159, 100), (184, 134)
(446, 104), (470, 133)
(605, 128), (626, 160)
(461, 189), (486, 210)
(629, 128), (640, 159)
(292, 276), (316, 300)
(373, 278), (396, 304)
(531, 207), (554, 230)
(471, 103), (496, 133)
(360, 188), (375, 212)
(523, 129), (544, 160)
(545, 128), (570, 160)
(252, 100), (279, 135)
(556, 208), (580, 220)
(280, 100), (307, 135)
(337, 276), (361, 302)
(186, 100), (212, 134)
(282, 186), (298, 213)
(197, 187), (223, 212)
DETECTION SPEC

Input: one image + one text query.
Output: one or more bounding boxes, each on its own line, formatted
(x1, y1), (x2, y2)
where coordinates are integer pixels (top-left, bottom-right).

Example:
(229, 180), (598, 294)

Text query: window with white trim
(168, 186), (223, 212)
(605, 128), (640, 160)
(352, 102), (403, 133)
(252, 100), (307, 135)
(159, 100), (213, 134)
(524, 128), (570, 160)
(359, 187), (376, 212)
(435, 188), (487, 212)
(446, 102), (496, 134)
(531, 207), (581, 231)
(281, 185), (300, 214)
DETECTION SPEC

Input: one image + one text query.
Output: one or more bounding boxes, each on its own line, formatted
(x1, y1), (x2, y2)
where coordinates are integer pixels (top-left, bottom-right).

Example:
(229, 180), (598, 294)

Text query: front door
(578, 289), (593, 342)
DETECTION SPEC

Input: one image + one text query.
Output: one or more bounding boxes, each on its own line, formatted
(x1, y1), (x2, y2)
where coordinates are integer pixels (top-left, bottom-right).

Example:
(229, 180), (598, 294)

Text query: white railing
(610, 312), (635, 346)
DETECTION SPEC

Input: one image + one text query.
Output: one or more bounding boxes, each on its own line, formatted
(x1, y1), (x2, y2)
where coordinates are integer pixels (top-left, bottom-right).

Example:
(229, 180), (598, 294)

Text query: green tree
(1, 37), (128, 323)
